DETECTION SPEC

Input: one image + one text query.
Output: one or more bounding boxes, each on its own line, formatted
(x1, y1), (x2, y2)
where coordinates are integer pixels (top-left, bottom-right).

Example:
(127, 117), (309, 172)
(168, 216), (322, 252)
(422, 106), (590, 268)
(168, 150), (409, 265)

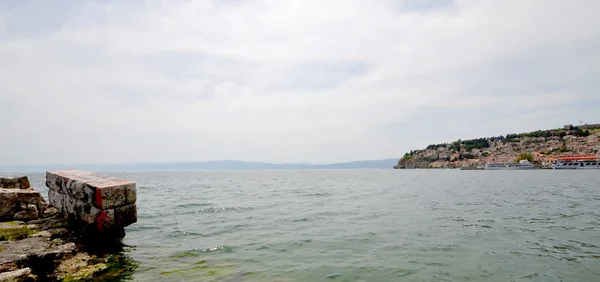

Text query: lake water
(28, 170), (600, 281)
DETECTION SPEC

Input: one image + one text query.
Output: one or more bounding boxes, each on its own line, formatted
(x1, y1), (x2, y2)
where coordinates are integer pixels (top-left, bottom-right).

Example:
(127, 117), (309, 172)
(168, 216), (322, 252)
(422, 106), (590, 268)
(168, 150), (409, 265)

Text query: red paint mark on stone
(96, 210), (107, 231)
(94, 190), (103, 208)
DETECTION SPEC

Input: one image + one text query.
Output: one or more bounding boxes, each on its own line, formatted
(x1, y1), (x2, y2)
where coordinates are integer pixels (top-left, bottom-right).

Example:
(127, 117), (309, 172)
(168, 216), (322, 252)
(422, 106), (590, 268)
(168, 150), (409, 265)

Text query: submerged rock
(54, 253), (108, 281)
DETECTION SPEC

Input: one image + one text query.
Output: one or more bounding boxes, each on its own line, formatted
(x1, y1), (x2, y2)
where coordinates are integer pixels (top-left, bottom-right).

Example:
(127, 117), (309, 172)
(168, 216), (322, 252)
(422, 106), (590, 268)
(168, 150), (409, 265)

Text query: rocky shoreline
(0, 172), (138, 281)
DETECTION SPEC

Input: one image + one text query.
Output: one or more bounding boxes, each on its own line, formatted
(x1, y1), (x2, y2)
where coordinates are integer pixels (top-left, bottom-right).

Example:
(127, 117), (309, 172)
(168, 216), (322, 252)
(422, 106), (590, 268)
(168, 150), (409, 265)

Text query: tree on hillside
(514, 152), (534, 162)
(574, 128), (591, 137)
(461, 138), (490, 150)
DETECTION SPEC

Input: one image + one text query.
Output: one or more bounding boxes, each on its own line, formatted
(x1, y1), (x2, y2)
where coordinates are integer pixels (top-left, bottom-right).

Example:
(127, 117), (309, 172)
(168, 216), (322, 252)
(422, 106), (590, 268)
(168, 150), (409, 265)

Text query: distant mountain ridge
(0, 159), (399, 173)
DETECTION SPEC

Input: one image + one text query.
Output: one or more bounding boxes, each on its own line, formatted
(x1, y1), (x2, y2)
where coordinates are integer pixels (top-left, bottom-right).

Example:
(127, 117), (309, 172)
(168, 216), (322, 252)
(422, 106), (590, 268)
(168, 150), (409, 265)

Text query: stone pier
(46, 169), (137, 238)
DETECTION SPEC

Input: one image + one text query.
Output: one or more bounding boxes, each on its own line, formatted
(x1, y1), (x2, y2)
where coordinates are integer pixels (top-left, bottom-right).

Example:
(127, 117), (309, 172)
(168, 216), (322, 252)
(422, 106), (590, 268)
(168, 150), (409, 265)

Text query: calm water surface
(29, 170), (600, 281)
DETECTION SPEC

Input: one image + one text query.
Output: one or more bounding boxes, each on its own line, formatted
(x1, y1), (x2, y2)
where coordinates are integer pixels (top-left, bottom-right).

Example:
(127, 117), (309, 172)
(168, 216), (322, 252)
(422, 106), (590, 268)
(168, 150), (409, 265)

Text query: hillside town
(395, 124), (600, 169)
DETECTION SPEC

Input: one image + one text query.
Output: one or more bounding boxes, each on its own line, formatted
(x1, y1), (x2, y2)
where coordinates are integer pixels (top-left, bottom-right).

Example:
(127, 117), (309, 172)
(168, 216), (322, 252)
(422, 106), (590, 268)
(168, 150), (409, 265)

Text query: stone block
(0, 174), (30, 189)
(48, 190), (65, 212)
(95, 209), (115, 232)
(46, 169), (136, 209)
(49, 190), (101, 225)
(0, 188), (46, 221)
(114, 203), (137, 227)
(45, 169), (137, 235)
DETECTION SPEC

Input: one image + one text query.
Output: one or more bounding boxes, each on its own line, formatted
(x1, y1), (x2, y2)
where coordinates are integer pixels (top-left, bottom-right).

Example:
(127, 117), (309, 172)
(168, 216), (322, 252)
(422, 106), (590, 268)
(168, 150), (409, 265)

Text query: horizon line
(0, 158), (400, 167)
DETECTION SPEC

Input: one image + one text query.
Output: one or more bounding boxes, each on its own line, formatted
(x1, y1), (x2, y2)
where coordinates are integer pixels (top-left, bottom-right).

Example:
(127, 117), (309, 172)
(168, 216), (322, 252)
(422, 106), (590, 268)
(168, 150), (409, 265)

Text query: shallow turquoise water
(29, 170), (600, 281)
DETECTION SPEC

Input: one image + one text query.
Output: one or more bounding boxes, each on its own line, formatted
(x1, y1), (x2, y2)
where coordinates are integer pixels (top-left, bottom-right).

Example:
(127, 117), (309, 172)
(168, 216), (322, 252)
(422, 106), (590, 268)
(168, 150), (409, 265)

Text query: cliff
(394, 155), (430, 169)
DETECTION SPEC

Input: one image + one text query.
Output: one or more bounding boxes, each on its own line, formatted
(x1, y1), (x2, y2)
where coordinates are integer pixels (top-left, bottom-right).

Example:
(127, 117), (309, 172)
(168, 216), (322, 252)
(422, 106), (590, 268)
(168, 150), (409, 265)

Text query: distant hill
(395, 123), (600, 169)
(0, 159), (399, 173)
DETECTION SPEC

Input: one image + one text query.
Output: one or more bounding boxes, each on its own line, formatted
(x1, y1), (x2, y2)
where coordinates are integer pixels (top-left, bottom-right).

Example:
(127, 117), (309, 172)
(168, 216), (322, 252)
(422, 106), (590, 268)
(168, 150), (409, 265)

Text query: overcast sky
(1, 0), (599, 165)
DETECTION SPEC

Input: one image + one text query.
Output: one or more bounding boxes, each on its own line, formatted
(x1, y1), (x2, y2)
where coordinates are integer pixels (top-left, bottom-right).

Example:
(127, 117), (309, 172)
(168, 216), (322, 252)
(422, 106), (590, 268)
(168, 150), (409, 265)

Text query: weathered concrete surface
(0, 175), (30, 189)
(0, 189), (46, 221)
(46, 169), (137, 234)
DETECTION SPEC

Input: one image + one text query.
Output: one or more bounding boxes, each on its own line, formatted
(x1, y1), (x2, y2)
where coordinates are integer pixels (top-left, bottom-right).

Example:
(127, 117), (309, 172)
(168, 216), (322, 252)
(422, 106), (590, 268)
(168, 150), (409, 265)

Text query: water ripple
(26, 170), (600, 281)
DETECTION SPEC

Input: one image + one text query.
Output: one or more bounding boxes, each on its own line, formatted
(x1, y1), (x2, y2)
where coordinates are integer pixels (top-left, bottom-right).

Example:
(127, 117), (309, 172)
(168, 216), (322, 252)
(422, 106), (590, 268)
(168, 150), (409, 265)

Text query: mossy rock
(62, 263), (108, 281)
(0, 225), (36, 241)
(159, 259), (296, 282)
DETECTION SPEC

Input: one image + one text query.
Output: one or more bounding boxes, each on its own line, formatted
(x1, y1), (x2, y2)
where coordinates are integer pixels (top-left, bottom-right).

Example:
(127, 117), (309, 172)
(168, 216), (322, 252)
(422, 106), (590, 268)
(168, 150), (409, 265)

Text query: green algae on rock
(0, 223), (36, 241)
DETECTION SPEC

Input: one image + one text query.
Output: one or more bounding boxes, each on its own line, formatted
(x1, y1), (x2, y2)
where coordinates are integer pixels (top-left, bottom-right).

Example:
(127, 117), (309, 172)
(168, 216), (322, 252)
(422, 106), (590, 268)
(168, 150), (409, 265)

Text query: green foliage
(573, 128), (591, 137)
(460, 153), (477, 159)
(448, 141), (461, 152)
(462, 138), (490, 151)
(426, 143), (447, 150)
(515, 152), (534, 162)
(505, 133), (519, 142)
(0, 226), (35, 241)
(505, 129), (568, 142)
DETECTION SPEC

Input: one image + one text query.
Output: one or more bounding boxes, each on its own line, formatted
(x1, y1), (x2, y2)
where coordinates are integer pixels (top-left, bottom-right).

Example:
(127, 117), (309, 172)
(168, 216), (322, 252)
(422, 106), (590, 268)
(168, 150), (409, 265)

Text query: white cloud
(1, 0), (599, 164)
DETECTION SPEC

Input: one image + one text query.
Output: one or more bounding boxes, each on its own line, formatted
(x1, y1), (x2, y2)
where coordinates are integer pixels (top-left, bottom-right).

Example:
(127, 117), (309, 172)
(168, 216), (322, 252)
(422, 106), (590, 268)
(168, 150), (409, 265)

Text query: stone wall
(0, 175), (46, 221)
(46, 169), (137, 236)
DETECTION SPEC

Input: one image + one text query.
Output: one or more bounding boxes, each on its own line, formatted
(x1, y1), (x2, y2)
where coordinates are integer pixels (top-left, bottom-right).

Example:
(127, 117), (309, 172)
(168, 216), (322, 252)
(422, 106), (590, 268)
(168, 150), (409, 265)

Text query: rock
(0, 188), (46, 221)
(0, 210), (131, 281)
(0, 262), (18, 273)
(0, 268), (31, 282)
(46, 228), (68, 239)
(0, 175), (30, 189)
(12, 211), (37, 221)
(31, 231), (52, 238)
(0, 237), (75, 269)
(13, 204), (39, 221)
(42, 207), (59, 218)
(395, 156), (431, 169)
(54, 253), (108, 281)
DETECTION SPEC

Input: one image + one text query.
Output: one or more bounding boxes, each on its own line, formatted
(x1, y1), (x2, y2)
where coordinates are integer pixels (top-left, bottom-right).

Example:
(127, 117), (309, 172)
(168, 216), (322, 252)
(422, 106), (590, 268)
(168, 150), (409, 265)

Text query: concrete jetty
(46, 169), (137, 237)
